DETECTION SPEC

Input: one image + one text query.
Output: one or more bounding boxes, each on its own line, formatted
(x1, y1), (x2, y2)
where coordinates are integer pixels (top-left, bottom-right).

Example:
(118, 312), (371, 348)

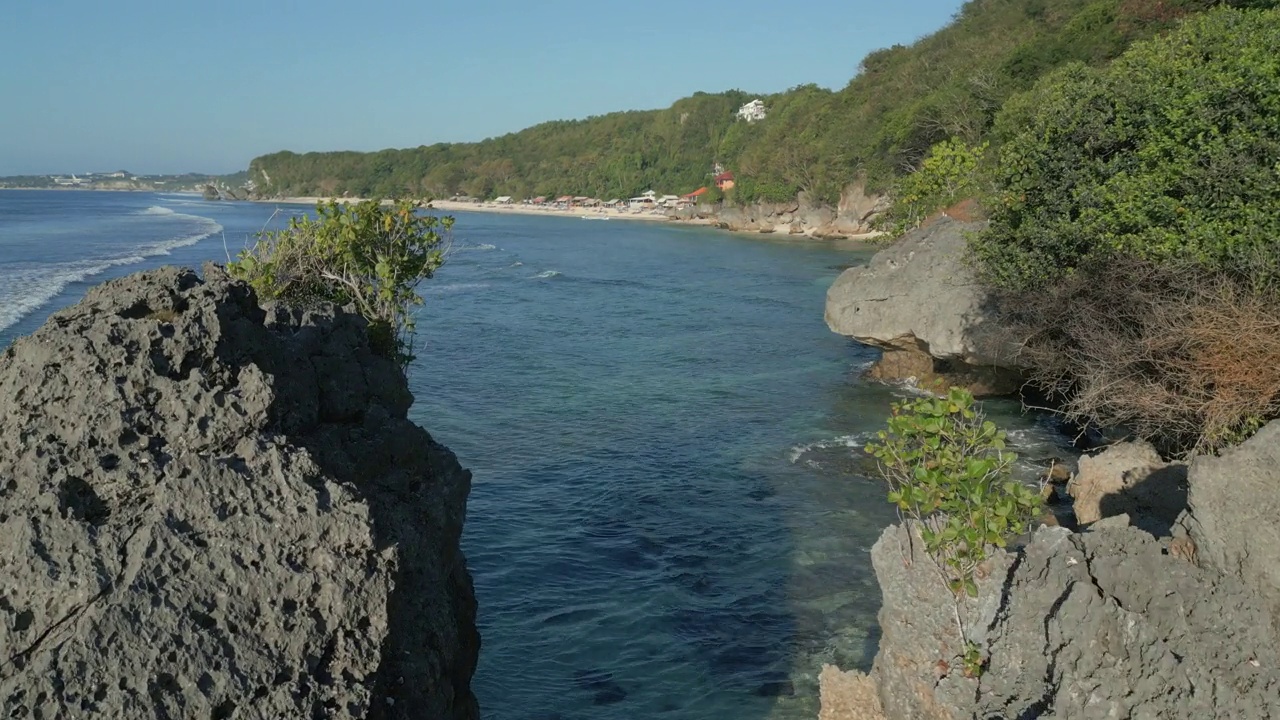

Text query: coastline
(263, 196), (701, 225)
(261, 196), (882, 243)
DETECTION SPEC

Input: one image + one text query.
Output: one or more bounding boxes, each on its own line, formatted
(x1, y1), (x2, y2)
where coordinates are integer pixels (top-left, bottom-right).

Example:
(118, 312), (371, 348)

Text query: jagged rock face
(0, 265), (479, 719)
(864, 522), (1280, 720)
(824, 216), (1021, 395)
(1186, 421), (1280, 628)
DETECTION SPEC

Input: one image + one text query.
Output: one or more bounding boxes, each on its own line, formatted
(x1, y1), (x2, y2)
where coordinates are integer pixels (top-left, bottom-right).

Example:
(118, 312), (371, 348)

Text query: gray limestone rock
(1185, 421), (1280, 627)
(825, 216), (1022, 394)
(825, 216), (1010, 367)
(864, 521), (1280, 720)
(0, 265), (479, 719)
(1068, 441), (1188, 535)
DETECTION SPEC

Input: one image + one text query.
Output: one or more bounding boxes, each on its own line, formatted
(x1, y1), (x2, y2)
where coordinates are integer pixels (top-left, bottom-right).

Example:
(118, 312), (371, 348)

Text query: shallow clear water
(1, 191), (1076, 719)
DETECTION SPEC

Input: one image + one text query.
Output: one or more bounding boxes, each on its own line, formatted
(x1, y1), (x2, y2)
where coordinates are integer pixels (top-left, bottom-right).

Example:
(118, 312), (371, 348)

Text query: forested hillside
(249, 0), (1261, 205)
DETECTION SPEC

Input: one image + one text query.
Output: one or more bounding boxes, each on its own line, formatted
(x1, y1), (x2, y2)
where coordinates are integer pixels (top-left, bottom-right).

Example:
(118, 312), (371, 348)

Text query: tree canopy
(248, 0), (1258, 206)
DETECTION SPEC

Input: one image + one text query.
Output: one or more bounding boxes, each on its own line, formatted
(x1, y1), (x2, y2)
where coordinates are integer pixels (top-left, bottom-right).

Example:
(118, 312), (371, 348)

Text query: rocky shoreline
(0, 266), (478, 718)
(819, 426), (1280, 719)
(819, 209), (1280, 719)
(666, 182), (889, 240)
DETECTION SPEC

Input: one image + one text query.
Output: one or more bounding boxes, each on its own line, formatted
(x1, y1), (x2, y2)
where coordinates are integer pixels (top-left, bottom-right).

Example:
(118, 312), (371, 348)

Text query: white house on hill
(736, 99), (767, 123)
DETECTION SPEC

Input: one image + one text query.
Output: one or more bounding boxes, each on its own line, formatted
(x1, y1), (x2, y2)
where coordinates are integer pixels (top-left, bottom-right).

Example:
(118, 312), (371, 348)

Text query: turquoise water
(0, 191), (1075, 719)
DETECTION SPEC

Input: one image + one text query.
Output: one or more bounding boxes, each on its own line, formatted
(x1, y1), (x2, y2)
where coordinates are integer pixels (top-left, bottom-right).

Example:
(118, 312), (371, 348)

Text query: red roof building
(714, 171), (736, 191)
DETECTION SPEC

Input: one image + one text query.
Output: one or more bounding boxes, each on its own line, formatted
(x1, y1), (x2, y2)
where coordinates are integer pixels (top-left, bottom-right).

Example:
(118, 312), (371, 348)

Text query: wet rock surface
(0, 265), (479, 719)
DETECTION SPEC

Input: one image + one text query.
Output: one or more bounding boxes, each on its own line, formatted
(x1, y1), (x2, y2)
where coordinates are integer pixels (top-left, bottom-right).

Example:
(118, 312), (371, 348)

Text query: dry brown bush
(997, 255), (1280, 457)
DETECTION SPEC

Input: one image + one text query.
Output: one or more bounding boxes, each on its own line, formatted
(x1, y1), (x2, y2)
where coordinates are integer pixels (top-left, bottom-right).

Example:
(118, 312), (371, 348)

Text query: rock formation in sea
(824, 212), (1021, 395)
(821, 422), (1280, 719)
(0, 265), (479, 719)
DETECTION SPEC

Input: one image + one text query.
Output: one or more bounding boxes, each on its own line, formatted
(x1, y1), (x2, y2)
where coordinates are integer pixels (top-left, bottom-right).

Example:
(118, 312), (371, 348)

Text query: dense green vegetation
(250, 0), (1243, 205)
(971, 8), (1280, 290)
(967, 6), (1280, 455)
(228, 200), (450, 369)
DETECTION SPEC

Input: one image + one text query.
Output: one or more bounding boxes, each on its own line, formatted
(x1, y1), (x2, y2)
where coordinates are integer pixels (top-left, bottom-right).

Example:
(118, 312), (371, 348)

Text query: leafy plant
(875, 139), (988, 236)
(866, 387), (1041, 597)
(962, 640), (986, 678)
(971, 8), (1280, 291)
(228, 199), (451, 369)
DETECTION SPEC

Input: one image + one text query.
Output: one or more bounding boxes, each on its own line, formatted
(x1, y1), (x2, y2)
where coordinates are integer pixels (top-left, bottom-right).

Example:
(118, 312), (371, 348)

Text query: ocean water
(0, 191), (1076, 719)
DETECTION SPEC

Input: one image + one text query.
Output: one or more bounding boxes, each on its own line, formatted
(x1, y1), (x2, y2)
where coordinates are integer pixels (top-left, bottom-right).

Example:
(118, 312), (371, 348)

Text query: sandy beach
(263, 196), (714, 225)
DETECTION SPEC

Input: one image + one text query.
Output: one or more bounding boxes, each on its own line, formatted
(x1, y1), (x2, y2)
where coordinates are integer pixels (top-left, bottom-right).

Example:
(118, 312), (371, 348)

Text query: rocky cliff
(822, 422), (1280, 719)
(668, 183), (889, 239)
(824, 213), (1021, 395)
(0, 266), (479, 719)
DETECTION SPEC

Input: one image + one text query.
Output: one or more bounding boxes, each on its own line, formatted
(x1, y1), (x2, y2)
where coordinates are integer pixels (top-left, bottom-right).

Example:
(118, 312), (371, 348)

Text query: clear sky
(0, 0), (966, 176)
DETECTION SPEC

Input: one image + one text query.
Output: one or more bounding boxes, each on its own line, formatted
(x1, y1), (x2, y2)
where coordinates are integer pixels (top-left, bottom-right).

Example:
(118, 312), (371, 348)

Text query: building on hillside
(736, 99), (767, 122)
(682, 187), (708, 201)
(714, 171), (735, 192)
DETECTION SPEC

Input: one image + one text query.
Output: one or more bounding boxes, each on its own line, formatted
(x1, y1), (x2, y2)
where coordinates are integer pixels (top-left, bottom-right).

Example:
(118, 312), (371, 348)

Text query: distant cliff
(665, 182), (888, 239)
(0, 265), (479, 719)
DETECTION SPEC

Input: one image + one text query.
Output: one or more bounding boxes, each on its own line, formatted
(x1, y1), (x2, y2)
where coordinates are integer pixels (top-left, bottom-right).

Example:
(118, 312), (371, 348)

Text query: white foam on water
(787, 433), (873, 464)
(137, 205), (176, 216)
(0, 211), (223, 334)
(531, 270), (561, 279)
(456, 242), (498, 252)
(509, 261), (524, 267)
(421, 282), (491, 295)
(885, 377), (937, 398)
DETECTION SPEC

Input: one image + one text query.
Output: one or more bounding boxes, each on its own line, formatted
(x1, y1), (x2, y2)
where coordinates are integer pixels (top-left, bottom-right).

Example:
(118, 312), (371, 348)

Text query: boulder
(832, 521), (1280, 719)
(824, 215), (1021, 395)
(201, 184), (221, 201)
(1184, 421), (1280, 627)
(1068, 440), (1188, 534)
(0, 266), (479, 719)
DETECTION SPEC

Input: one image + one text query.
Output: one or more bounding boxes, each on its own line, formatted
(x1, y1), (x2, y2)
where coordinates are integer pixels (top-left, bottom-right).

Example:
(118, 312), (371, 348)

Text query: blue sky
(0, 0), (966, 175)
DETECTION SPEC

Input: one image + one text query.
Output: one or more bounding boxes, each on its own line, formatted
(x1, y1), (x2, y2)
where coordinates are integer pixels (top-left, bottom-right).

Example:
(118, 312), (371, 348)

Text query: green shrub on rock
(970, 7), (1280, 290)
(876, 138), (988, 236)
(866, 387), (1041, 598)
(228, 199), (451, 369)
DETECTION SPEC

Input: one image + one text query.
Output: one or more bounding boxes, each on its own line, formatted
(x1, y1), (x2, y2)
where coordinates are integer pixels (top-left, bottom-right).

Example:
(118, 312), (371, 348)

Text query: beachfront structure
(659, 195), (680, 207)
(736, 99), (767, 123)
(494, 196), (513, 204)
(629, 196), (656, 209)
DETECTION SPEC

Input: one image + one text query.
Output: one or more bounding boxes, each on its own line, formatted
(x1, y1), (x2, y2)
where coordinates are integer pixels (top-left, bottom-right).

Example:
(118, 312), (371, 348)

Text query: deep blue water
(0, 190), (1073, 719)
